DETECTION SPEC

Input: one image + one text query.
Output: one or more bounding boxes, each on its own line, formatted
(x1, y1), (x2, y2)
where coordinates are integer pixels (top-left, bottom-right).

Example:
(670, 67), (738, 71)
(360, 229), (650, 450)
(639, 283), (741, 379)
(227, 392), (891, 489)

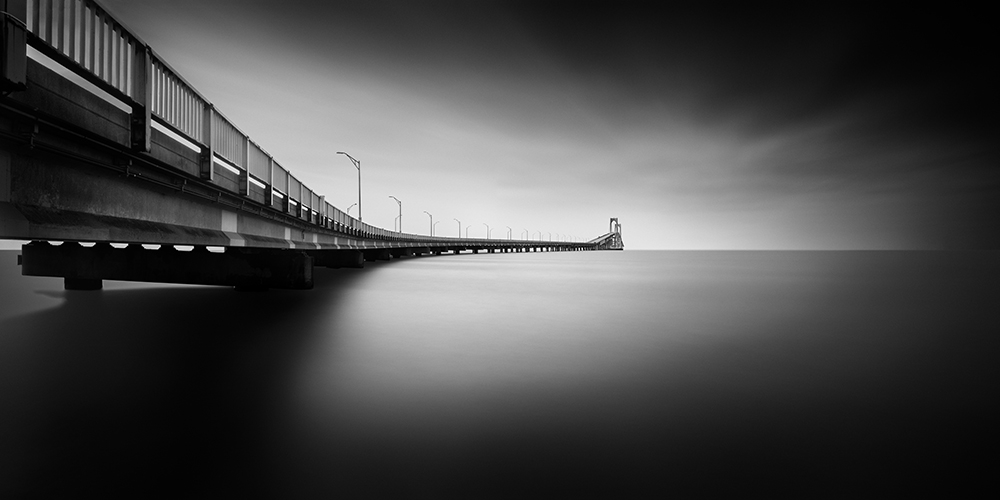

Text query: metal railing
(151, 56), (203, 142)
(27, 0), (136, 99)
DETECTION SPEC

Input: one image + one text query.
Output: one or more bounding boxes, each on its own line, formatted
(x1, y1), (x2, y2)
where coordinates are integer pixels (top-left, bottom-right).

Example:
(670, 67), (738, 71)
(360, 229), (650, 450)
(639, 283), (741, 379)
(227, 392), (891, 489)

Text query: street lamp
(389, 195), (402, 232)
(433, 220), (439, 236)
(423, 211), (433, 236)
(483, 223), (491, 239)
(506, 226), (512, 240)
(522, 229), (528, 240)
(453, 218), (461, 238)
(465, 225), (470, 238)
(346, 203), (357, 216)
(336, 152), (362, 222)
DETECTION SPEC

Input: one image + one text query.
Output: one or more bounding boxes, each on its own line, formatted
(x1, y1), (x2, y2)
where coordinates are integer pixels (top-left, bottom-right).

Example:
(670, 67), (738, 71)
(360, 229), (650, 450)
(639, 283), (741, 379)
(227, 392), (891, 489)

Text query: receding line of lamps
(453, 218), (461, 238)
(388, 195), (402, 232)
(336, 151), (362, 222)
(423, 211), (434, 236)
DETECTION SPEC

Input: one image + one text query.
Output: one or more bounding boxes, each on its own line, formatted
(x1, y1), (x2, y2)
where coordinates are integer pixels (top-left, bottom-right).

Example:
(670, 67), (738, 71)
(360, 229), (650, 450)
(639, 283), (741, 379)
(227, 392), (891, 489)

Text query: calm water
(1, 249), (997, 498)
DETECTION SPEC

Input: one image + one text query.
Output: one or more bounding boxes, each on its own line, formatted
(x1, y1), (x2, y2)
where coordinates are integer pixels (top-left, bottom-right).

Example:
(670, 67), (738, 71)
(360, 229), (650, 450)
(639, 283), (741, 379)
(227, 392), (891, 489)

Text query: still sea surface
(1, 249), (997, 498)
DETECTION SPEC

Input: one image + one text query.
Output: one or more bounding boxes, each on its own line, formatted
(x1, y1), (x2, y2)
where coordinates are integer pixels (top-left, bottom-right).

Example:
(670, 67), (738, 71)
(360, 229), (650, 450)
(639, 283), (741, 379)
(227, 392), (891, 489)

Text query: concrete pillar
(312, 250), (364, 268)
(363, 248), (391, 261)
(390, 248), (412, 258)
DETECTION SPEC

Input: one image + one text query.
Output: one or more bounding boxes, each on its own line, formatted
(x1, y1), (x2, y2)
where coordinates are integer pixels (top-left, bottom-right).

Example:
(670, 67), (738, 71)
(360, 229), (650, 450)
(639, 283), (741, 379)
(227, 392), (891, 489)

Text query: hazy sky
(90, 0), (997, 249)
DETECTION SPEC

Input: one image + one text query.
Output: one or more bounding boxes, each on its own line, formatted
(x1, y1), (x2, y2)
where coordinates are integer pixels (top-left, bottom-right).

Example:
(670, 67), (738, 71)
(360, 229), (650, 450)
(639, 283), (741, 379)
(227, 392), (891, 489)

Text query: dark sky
(98, 0), (998, 249)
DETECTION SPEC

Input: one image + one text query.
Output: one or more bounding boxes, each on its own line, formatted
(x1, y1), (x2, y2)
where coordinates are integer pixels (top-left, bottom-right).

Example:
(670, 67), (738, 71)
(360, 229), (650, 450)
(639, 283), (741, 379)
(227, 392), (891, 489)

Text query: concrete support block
(390, 248), (412, 258)
(21, 241), (313, 289)
(64, 277), (102, 290)
(363, 248), (391, 262)
(312, 249), (364, 268)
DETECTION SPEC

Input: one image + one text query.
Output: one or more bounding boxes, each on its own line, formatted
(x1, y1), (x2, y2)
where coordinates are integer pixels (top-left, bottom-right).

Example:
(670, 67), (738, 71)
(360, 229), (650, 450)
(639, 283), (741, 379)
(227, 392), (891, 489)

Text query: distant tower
(606, 217), (623, 250)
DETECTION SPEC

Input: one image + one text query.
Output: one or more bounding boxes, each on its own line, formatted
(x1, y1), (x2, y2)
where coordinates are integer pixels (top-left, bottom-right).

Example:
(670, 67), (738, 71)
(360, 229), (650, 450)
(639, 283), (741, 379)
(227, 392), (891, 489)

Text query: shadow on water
(0, 264), (370, 498)
(1, 251), (998, 498)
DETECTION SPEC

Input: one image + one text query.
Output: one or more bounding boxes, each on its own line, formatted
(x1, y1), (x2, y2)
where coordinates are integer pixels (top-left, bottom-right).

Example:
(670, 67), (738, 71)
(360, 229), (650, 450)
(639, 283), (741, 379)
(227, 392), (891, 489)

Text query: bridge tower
(593, 218), (623, 250)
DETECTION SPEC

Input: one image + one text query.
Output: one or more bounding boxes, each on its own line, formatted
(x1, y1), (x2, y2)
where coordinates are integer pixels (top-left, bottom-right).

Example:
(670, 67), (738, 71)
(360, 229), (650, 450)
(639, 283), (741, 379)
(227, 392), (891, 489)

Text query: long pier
(0, 0), (622, 289)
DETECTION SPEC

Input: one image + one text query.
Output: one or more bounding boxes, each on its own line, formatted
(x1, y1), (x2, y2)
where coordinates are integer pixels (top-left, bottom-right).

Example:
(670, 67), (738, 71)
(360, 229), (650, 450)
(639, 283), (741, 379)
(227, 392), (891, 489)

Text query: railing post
(200, 104), (214, 181)
(239, 135), (249, 196)
(283, 170), (290, 213)
(130, 43), (152, 152)
(319, 195), (326, 227)
(266, 156), (274, 207)
(0, 0), (27, 92)
(296, 179), (303, 218)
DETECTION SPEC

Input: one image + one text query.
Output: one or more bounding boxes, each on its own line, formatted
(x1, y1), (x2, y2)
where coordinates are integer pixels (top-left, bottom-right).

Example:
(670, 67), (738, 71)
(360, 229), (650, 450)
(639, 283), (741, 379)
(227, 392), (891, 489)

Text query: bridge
(0, 0), (622, 290)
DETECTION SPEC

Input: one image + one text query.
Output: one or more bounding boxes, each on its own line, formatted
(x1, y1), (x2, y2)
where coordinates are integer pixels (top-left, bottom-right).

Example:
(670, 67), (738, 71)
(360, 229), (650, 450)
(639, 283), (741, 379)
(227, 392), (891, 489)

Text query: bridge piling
(311, 249), (364, 268)
(363, 248), (391, 262)
(390, 248), (412, 259)
(20, 241), (314, 289)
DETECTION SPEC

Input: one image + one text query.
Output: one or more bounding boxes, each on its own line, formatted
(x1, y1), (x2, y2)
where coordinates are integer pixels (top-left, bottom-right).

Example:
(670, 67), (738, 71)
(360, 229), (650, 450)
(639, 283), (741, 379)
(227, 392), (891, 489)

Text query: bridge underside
(1, 49), (618, 290)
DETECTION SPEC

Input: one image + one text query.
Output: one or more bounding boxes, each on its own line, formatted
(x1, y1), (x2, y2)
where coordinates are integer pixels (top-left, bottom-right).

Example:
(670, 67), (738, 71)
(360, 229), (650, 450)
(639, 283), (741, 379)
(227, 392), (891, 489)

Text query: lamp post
(465, 225), (470, 238)
(423, 211), (433, 236)
(336, 152), (361, 222)
(388, 196), (402, 232)
(346, 203), (357, 216)
(433, 220), (439, 236)
(506, 226), (512, 240)
(522, 229), (528, 240)
(483, 223), (491, 239)
(453, 218), (461, 238)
